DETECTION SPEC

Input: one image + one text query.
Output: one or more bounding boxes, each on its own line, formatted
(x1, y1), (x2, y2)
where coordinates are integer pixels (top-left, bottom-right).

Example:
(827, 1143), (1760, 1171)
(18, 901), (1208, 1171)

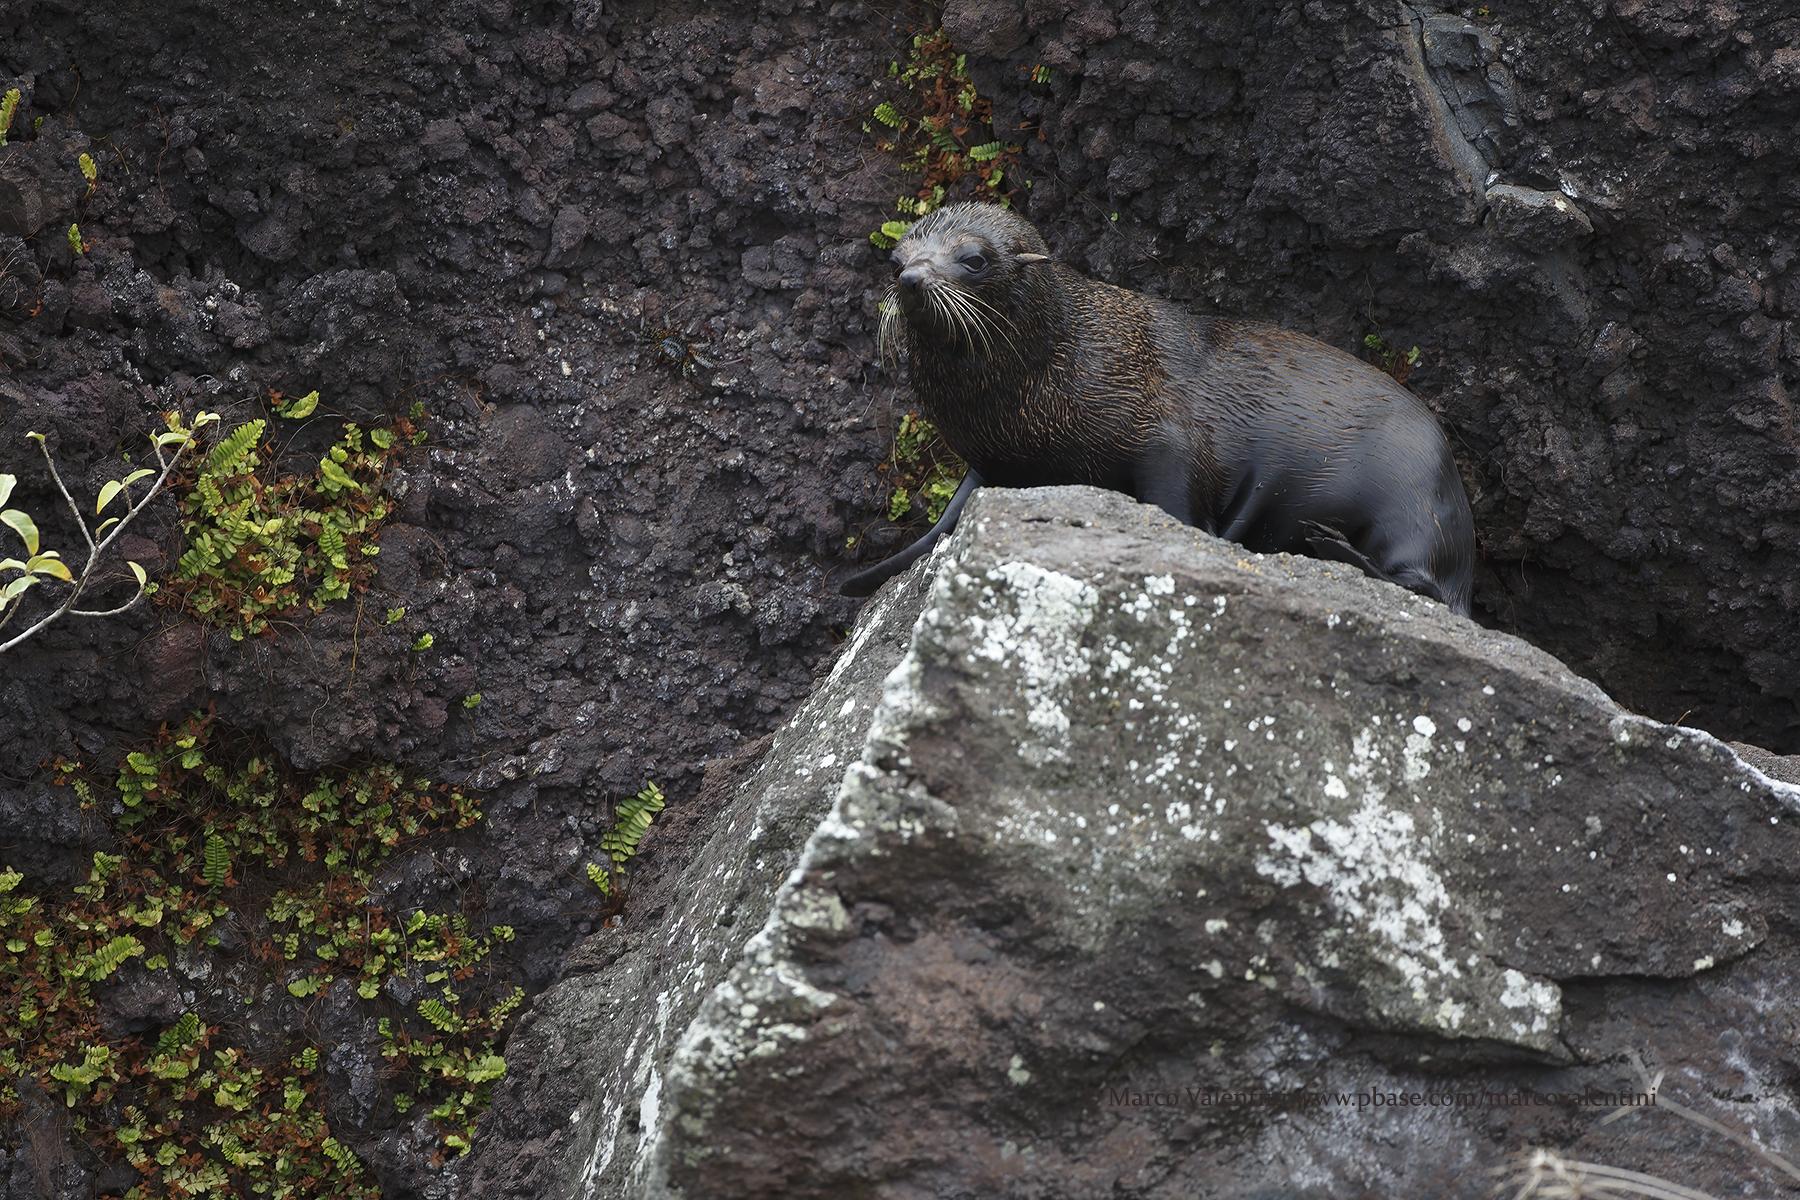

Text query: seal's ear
(1015, 253), (1050, 264)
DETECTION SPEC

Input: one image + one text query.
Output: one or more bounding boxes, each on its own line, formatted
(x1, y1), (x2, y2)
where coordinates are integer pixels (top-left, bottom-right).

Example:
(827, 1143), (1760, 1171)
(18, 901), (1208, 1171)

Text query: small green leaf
(1, 575), (39, 602)
(319, 457), (359, 492)
(97, 480), (123, 514)
(412, 633), (434, 651)
(25, 554), (72, 581)
(1, 508), (40, 555)
(0, 475), (13, 508)
(277, 390), (320, 418)
(128, 561), (148, 587)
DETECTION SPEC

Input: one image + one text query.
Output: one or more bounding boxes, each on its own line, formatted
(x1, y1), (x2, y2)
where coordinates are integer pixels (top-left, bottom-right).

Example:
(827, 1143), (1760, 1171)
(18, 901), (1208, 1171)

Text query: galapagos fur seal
(839, 202), (1476, 615)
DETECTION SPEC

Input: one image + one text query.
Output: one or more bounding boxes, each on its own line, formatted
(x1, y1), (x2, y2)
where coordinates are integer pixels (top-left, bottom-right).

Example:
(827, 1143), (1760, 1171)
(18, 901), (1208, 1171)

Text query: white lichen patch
(1403, 717), (1435, 782)
(635, 1068), (662, 1162)
(864, 649), (939, 761)
(781, 888), (851, 937)
(1497, 968), (1560, 1036)
(1256, 796), (1467, 1023)
(958, 562), (1101, 763)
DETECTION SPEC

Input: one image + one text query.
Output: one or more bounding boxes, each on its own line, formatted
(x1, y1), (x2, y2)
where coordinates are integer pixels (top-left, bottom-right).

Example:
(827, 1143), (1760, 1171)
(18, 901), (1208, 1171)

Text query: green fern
(169, 402), (413, 634)
(317, 524), (347, 571)
(418, 999), (461, 1033)
(83, 934), (143, 981)
(968, 140), (1005, 161)
(206, 420), (265, 476)
(873, 100), (901, 127)
(48, 1044), (117, 1106)
(157, 1012), (202, 1056)
(600, 782), (666, 866)
(0, 866), (32, 928)
(203, 834), (229, 888)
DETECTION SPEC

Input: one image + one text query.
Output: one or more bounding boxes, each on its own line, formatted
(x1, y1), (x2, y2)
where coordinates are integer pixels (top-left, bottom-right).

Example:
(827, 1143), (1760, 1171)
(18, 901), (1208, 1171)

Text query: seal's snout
(894, 260), (936, 317)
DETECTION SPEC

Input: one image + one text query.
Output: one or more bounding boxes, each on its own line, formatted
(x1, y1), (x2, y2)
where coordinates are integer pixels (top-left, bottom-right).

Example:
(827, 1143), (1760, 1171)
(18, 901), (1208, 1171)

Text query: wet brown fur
(880, 202), (1475, 614)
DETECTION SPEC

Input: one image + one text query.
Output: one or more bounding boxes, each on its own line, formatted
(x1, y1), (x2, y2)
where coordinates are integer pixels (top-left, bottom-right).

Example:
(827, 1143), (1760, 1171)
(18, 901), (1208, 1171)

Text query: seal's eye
(959, 253), (989, 273)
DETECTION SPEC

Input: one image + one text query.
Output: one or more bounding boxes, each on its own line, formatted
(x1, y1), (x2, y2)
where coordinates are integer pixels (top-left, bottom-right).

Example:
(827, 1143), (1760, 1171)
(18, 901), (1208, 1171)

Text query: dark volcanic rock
(467, 487), (1800, 1199)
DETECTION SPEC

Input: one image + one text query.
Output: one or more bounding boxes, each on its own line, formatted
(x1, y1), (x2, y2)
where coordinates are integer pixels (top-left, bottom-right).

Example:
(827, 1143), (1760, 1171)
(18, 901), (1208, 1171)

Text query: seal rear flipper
(838, 470), (984, 597)
(1300, 520), (1385, 579)
(1300, 520), (1463, 613)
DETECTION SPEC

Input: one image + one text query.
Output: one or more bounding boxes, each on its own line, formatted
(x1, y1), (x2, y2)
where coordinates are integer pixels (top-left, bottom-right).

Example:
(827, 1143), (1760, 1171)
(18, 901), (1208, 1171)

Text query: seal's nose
(897, 263), (931, 295)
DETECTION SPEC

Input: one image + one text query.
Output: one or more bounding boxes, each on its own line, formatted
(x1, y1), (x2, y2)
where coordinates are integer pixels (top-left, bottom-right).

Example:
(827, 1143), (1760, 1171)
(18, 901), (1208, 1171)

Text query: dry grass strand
(1490, 1148), (1721, 1200)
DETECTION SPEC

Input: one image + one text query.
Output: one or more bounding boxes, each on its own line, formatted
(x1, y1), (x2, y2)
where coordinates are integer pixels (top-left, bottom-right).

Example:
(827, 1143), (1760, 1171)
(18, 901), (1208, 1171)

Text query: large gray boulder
(468, 486), (1800, 1200)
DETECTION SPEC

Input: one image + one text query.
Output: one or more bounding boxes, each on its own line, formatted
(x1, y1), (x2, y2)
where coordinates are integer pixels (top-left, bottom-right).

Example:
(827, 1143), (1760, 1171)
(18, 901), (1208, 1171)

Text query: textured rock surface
(464, 563), (935, 1200)
(471, 486), (1800, 1199)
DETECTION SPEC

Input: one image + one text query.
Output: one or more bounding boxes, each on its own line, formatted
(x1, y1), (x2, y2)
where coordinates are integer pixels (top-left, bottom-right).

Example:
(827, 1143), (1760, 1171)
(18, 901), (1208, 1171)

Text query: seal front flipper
(838, 470), (984, 597)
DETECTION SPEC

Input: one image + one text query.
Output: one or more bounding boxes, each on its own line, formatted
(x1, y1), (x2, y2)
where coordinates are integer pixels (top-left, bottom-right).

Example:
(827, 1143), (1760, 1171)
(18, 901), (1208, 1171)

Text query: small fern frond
(601, 782), (667, 865)
(418, 998), (462, 1033)
(157, 1012), (201, 1055)
(85, 934), (144, 981)
(203, 833), (229, 888)
(206, 420), (265, 476)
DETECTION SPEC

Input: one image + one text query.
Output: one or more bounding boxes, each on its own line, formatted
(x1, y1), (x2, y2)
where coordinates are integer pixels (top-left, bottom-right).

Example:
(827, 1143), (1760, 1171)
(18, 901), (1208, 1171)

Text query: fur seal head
(878, 203), (1052, 364)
